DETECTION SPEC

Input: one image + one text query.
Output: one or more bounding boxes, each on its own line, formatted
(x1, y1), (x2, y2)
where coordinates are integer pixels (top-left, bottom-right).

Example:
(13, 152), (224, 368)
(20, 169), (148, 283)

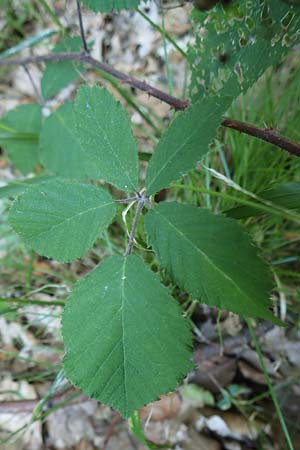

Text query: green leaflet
(62, 254), (193, 417)
(9, 180), (116, 262)
(81, 0), (141, 13)
(0, 174), (54, 199)
(0, 104), (42, 174)
(226, 182), (300, 219)
(145, 96), (232, 196)
(40, 102), (101, 179)
(74, 86), (139, 193)
(145, 202), (281, 324)
(188, 0), (300, 101)
(41, 36), (83, 100)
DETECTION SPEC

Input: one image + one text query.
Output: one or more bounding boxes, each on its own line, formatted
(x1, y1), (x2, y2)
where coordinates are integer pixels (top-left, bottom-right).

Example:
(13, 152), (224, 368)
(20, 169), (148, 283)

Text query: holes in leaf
(239, 35), (248, 47)
(282, 33), (292, 46)
(260, 1), (273, 27)
(245, 16), (255, 30)
(218, 52), (230, 63)
(281, 11), (295, 29)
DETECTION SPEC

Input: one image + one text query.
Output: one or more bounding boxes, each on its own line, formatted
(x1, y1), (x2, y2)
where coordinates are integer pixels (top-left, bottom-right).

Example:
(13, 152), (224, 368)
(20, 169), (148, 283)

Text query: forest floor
(0, 1), (300, 449)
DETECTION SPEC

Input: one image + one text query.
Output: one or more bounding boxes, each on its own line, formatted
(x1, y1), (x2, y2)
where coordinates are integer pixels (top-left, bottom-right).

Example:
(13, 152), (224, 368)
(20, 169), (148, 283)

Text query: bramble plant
(1, 0), (300, 436)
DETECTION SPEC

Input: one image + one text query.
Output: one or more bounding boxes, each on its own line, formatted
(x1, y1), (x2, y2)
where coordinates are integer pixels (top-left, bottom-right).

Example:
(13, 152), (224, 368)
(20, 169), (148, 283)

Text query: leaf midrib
(156, 210), (266, 311)
(146, 104), (218, 193)
(120, 258), (128, 416)
(26, 200), (114, 240)
(86, 91), (137, 192)
(56, 109), (100, 173)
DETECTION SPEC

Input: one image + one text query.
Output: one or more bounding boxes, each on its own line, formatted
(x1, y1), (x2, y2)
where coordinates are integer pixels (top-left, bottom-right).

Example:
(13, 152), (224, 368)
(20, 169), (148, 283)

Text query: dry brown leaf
(238, 360), (267, 385)
(191, 353), (237, 393)
(140, 392), (181, 421)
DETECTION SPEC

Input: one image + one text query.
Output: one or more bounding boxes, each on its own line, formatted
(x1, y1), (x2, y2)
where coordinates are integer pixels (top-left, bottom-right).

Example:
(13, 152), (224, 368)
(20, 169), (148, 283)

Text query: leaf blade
(145, 96), (232, 196)
(40, 102), (100, 179)
(81, 0), (141, 13)
(9, 180), (116, 261)
(74, 86), (139, 193)
(41, 36), (83, 100)
(145, 202), (280, 324)
(188, 0), (300, 101)
(0, 104), (42, 174)
(62, 254), (193, 417)
(0, 174), (54, 199)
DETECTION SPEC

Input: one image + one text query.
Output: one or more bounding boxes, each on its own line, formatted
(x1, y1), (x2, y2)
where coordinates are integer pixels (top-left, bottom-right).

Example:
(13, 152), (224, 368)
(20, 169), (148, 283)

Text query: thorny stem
(222, 117), (300, 158)
(1, 51), (299, 157)
(124, 192), (148, 256)
(76, 0), (89, 54)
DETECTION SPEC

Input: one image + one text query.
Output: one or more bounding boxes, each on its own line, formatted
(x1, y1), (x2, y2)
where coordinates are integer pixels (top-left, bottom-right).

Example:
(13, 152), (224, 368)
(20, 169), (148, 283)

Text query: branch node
(124, 191), (148, 257)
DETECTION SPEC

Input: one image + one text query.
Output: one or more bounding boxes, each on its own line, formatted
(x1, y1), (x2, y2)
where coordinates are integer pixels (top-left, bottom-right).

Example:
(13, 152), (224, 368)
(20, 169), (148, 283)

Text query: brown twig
(0, 52), (188, 111)
(1, 52), (300, 157)
(103, 412), (121, 449)
(222, 118), (300, 158)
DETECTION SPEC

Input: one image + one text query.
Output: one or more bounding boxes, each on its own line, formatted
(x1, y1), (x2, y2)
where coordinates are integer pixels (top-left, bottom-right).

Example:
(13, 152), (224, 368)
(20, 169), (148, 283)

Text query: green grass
(1, 4), (300, 448)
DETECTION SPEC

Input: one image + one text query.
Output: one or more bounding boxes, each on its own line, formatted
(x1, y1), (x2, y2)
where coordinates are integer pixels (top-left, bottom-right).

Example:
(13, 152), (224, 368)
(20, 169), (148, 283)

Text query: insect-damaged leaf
(62, 254), (193, 417)
(145, 202), (282, 324)
(81, 0), (141, 13)
(9, 180), (116, 262)
(188, 0), (300, 101)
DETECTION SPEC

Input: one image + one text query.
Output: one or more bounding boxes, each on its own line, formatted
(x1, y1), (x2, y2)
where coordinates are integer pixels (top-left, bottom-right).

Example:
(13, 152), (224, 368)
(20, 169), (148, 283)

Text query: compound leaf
(41, 36), (83, 100)
(145, 96), (232, 196)
(81, 0), (141, 13)
(145, 202), (281, 324)
(74, 86), (139, 193)
(62, 254), (193, 417)
(40, 102), (100, 179)
(0, 104), (42, 174)
(188, 0), (300, 101)
(9, 180), (116, 261)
